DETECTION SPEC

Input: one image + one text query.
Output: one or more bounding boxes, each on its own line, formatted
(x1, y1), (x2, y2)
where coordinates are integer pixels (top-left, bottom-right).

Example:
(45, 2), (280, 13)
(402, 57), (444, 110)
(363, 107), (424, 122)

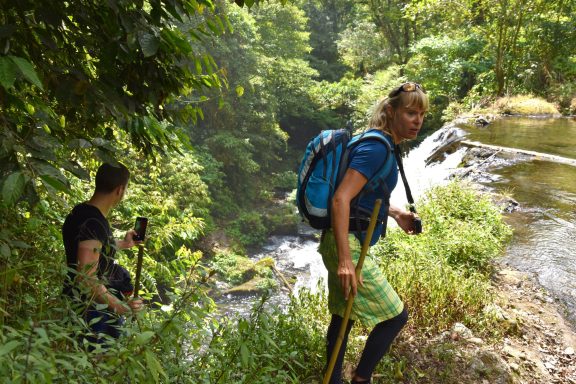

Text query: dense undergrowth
(0, 180), (511, 383)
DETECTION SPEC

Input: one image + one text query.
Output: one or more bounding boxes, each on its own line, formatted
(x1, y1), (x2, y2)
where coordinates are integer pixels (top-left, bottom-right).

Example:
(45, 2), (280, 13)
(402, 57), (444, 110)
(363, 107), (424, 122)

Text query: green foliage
(0, 259), (218, 383)
(195, 290), (327, 383)
(0, 0), (229, 208)
(418, 180), (512, 272)
(337, 20), (390, 73)
(373, 181), (512, 333)
(270, 171), (297, 191)
(404, 34), (491, 101)
(229, 211), (269, 249)
(351, 66), (404, 129)
(297, 0), (356, 81)
(186, 2), (317, 207)
(309, 75), (363, 122)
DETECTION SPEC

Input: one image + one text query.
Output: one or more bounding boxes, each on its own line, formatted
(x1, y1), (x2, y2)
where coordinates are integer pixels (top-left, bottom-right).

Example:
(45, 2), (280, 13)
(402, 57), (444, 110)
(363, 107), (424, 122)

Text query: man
(62, 162), (143, 346)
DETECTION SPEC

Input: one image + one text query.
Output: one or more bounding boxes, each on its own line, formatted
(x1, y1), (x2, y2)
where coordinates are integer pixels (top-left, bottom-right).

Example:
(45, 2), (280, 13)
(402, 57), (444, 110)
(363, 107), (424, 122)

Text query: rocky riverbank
(390, 114), (576, 384)
(377, 266), (576, 384)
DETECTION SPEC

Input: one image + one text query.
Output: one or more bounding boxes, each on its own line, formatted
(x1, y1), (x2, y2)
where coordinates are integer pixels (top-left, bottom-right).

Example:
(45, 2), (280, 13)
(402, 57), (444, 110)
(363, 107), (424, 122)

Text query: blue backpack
(296, 129), (394, 230)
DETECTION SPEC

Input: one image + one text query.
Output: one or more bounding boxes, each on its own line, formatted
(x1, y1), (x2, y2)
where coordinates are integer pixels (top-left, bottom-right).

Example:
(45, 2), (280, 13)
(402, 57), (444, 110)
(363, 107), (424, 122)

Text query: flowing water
(219, 117), (576, 326)
(464, 117), (576, 324)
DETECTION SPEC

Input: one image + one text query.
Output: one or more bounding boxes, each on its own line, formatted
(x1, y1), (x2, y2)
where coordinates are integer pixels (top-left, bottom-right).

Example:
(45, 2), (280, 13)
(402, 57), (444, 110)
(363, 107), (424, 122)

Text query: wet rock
(461, 147), (495, 167)
(503, 198), (519, 213)
(426, 127), (468, 165)
(475, 116), (491, 127)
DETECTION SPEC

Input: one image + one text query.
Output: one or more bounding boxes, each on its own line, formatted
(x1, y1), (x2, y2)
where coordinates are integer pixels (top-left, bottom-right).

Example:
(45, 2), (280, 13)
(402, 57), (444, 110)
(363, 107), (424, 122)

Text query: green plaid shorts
(319, 230), (404, 327)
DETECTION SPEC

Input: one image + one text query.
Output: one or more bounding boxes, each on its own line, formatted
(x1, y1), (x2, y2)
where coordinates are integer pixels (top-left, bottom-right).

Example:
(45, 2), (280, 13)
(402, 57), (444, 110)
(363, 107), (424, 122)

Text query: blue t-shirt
(347, 131), (398, 245)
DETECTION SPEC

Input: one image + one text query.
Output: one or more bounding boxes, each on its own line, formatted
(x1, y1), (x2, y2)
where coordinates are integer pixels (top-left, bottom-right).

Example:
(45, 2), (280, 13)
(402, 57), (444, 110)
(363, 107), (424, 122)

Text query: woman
(320, 82), (429, 384)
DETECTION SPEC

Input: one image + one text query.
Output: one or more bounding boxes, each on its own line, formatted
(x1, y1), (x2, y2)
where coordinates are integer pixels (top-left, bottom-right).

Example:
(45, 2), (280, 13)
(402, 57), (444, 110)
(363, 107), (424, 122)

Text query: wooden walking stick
(322, 199), (382, 384)
(133, 244), (144, 298)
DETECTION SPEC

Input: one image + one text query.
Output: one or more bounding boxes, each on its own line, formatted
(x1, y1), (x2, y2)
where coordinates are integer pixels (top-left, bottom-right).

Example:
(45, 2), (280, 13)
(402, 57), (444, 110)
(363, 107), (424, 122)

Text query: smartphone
(134, 217), (148, 241)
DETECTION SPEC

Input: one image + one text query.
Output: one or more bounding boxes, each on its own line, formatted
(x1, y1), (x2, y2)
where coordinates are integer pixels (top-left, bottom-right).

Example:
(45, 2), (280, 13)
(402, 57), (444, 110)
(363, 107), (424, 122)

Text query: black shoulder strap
(394, 144), (417, 214)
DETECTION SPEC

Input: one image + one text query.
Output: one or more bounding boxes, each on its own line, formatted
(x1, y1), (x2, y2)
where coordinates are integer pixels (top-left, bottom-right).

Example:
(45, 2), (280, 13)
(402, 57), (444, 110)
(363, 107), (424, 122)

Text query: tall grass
(494, 95), (559, 115)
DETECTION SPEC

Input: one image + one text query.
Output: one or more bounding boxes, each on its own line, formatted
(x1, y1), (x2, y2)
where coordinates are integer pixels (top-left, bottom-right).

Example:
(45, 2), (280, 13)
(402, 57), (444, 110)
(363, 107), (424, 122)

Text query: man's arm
(77, 240), (141, 315)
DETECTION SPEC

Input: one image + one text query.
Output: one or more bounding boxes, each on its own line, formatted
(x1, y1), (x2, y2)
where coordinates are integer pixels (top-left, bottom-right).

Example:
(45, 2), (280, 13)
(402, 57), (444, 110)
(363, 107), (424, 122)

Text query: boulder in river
(426, 126), (468, 165)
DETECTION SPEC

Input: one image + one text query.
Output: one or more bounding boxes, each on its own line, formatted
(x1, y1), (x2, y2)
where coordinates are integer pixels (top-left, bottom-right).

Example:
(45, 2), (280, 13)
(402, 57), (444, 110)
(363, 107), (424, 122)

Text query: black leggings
(325, 307), (408, 384)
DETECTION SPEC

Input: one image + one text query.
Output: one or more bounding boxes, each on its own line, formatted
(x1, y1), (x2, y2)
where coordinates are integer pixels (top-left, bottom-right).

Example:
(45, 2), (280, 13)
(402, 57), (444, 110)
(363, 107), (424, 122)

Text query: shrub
(372, 181), (512, 334)
(228, 211), (269, 248)
(190, 290), (327, 383)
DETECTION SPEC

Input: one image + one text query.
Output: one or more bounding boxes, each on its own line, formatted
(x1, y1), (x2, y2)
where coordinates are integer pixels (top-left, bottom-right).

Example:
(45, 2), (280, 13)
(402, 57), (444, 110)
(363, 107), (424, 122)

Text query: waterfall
(390, 126), (467, 210)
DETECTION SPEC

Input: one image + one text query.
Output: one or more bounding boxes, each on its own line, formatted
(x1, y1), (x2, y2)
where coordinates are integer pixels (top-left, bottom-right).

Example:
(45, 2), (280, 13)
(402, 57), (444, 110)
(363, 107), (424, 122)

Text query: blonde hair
(368, 85), (429, 135)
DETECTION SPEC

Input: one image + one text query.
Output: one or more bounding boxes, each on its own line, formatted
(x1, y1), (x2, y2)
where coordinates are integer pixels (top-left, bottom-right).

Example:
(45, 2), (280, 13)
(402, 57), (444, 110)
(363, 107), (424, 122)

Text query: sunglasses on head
(389, 82), (426, 97)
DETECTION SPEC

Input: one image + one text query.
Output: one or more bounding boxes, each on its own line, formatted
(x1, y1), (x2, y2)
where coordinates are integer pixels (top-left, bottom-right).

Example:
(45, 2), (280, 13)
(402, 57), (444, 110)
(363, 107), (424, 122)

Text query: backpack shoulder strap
(347, 130), (394, 193)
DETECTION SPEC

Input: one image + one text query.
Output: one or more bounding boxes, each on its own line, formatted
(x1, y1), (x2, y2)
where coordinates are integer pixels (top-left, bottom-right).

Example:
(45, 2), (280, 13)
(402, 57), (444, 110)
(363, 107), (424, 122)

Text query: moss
(224, 276), (277, 295)
(211, 250), (275, 287)
(224, 277), (266, 295)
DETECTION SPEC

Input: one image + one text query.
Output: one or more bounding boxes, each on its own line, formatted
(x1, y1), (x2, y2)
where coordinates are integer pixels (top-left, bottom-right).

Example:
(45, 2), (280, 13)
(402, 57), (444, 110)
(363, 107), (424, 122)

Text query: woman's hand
(390, 206), (420, 234)
(337, 258), (362, 300)
(332, 168), (369, 300)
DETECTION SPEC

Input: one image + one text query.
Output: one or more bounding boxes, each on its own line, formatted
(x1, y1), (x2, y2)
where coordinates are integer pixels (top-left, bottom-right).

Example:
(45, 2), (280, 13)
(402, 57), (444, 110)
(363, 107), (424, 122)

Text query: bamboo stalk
(322, 199), (382, 384)
(133, 244), (144, 298)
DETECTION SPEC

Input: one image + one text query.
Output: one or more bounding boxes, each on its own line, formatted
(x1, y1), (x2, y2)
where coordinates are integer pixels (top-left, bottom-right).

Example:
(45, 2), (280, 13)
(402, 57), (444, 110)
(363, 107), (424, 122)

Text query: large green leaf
(0, 56), (17, 89)
(0, 243), (10, 258)
(9, 56), (43, 90)
(0, 340), (21, 357)
(1, 171), (26, 206)
(138, 32), (160, 57)
(31, 160), (68, 185)
(135, 331), (155, 346)
(62, 160), (90, 180)
(67, 138), (92, 149)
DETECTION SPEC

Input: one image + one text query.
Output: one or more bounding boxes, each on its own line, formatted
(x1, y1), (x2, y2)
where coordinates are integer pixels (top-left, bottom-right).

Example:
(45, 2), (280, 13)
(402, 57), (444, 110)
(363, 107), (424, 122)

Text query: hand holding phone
(134, 217), (148, 242)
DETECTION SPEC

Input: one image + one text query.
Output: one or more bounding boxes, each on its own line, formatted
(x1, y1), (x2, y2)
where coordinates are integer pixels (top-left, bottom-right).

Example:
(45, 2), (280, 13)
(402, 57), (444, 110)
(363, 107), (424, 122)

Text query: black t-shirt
(62, 203), (117, 297)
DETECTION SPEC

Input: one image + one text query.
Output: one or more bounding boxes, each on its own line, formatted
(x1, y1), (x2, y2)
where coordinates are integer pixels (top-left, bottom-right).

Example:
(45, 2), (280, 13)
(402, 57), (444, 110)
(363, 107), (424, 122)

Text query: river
(465, 117), (576, 325)
(219, 116), (576, 327)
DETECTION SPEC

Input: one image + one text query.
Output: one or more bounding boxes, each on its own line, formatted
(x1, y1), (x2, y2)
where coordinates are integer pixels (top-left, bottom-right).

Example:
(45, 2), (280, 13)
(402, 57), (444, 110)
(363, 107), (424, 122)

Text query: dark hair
(95, 163), (130, 193)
